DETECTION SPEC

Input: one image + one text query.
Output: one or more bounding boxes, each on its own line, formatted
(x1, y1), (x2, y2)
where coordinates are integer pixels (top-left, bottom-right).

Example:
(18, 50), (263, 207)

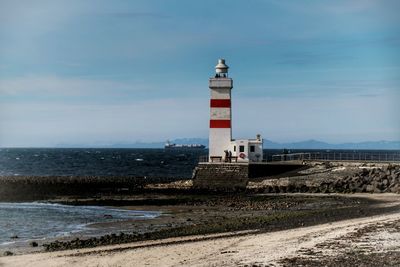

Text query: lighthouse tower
(208, 59), (264, 163)
(208, 59), (233, 161)
(194, 59), (265, 190)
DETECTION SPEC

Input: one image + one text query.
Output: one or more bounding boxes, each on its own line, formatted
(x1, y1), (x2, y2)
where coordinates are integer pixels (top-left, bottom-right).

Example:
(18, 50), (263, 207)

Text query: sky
(0, 0), (399, 147)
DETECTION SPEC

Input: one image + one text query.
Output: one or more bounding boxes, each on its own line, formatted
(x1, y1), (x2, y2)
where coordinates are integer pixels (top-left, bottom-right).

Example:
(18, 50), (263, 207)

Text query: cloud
(0, 98), (209, 147)
(239, 77), (397, 99)
(0, 0), (80, 36)
(232, 95), (399, 143)
(0, 75), (209, 105)
(0, 76), (145, 99)
(0, 93), (398, 146)
(275, 51), (355, 66)
(107, 12), (170, 19)
(319, 0), (379, 14)
(271, 0), (381, 15)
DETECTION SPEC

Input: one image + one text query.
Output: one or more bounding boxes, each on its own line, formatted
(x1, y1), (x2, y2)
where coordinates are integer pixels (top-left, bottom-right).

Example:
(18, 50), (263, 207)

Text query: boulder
(3, 251), (13, 256)
(366, 185), (374, 192)
(29, 241), (38, 247)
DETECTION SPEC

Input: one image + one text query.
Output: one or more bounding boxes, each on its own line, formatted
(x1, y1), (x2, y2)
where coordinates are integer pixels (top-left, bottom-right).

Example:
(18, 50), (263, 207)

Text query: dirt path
(2, 203), (400, 267)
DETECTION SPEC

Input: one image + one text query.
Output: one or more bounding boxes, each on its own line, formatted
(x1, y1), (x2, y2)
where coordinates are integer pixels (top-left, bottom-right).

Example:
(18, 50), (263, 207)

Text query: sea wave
(0, 202), (160, 245)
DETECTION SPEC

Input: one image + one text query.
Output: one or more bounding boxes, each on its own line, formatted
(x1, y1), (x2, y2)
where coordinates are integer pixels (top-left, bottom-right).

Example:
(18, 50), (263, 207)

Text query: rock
(364, 175), (372, 183)
(361, 168), (369, 176)
(349, 184), (359, 193)
(360, 184), (367, 193)
(319, 184), (329, 193)
(366, 185), (375, 192)
(373, 187), (382, 193)
(391, 184), (400, 193)
(30, 241), (38, 247)
(382, 179), (389, 187)
(10, 235), (18, 239)
(3, 251), (13, 256)
(379, 173), (388, 180)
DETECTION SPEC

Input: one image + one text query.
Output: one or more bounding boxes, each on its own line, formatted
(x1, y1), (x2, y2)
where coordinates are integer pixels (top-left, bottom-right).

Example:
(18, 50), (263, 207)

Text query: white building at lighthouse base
(229, 135), (263, 162)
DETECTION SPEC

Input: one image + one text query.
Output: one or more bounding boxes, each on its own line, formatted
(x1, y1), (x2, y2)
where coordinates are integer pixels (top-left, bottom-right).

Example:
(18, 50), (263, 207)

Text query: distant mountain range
(57, 138), (400, 150)
(262, 139), (400, 150)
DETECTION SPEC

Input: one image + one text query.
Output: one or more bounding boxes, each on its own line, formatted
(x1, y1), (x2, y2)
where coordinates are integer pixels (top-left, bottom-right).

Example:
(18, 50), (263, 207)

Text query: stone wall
(248, 163), (304, 178)
(192, 163), (249, 191)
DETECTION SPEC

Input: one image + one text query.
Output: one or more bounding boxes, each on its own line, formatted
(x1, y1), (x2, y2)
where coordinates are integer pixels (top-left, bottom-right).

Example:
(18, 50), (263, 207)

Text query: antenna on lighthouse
(215, 59), (229, 78)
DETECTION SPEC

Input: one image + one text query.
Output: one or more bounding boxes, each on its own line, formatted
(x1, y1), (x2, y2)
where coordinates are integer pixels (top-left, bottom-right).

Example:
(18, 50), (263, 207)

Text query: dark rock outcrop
(3, 251), (13, 256)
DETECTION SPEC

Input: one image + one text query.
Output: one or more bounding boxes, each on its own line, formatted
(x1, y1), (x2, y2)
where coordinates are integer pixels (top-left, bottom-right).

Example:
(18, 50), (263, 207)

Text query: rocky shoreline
(248, 161), (400, 194)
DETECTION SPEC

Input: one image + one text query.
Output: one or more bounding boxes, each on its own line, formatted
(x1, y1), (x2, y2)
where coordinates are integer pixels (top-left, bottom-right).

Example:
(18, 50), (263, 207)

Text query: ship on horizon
(164, 140), (206, 149)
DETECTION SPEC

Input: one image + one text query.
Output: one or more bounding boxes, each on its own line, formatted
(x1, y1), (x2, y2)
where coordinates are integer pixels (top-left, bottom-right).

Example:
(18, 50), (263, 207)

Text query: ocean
(0, 148), (399, 178)
(0, 148), (204, 178)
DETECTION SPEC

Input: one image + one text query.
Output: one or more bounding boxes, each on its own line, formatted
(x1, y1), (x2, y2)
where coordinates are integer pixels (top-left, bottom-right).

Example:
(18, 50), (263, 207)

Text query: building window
(233, 146), (236, 152)
(250, 145), (255, 152)
(239, 145), (244, 152)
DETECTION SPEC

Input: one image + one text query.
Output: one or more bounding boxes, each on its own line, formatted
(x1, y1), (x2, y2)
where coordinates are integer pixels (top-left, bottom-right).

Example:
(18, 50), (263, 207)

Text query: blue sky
(0, 0), (399, 147)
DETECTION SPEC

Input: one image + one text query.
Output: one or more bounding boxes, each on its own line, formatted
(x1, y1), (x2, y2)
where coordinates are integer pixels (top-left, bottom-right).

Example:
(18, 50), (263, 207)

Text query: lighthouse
(194, 59), (265, 190)
(209, 59), (233, 160)
(208, 59), (263, 162)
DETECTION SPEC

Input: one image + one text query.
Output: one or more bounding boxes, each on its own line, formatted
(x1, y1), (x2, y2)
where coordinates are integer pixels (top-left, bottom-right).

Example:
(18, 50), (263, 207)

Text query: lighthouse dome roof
(215, 59), (229, 73)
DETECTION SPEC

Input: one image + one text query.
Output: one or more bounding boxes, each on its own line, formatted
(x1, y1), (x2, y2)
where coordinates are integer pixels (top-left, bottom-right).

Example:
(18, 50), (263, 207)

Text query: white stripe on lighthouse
(210, 108), (230, 120)
(211, 88), (231, 99)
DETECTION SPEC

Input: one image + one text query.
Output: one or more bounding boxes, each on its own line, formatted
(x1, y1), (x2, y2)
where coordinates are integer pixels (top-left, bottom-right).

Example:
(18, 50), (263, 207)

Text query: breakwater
(2, 161), (400, 201)
(193, 162), (305, 191)
(248, 162), (400, 193)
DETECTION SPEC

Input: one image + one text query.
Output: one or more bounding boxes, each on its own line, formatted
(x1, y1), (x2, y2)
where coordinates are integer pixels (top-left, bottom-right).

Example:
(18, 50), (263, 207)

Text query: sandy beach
(2, 200), (400, 266)
(1, 194), (400, 266)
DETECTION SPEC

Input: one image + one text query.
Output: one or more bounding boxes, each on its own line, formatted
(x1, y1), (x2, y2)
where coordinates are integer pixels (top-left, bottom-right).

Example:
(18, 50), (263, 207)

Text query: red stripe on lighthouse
(210, 120), (231, 128)
(210, 99), (231, 108)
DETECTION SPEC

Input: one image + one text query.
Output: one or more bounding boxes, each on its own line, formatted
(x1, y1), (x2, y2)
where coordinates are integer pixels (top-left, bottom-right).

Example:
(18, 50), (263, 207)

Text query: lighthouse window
(233, 146), (236, 152)
(250, 145), (255, 152)
(239, 145), (245, 152)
